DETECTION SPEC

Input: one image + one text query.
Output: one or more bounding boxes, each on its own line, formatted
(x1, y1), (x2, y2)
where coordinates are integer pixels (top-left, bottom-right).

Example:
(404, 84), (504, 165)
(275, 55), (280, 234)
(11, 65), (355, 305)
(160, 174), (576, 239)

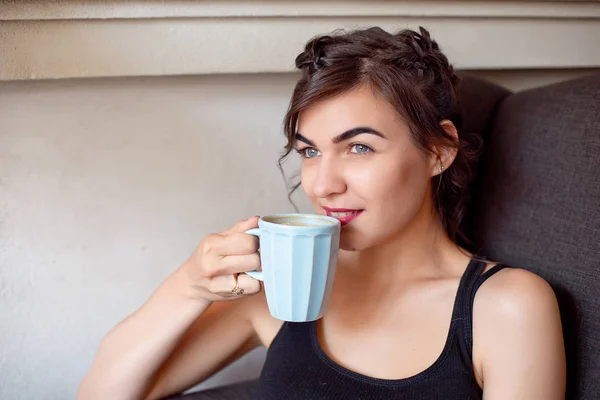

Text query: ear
(430, 120), (459, 177)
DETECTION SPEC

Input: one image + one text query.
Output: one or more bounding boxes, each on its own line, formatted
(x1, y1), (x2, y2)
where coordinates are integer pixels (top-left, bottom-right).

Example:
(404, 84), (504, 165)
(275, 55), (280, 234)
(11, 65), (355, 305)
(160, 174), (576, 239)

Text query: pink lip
(322, 207), (364, 226)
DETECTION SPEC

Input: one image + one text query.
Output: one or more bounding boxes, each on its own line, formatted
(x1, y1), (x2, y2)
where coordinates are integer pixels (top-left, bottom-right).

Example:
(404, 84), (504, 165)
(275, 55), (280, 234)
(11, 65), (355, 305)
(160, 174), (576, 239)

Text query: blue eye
(350, 144), (372, 154)
(298, 148), (321, 158)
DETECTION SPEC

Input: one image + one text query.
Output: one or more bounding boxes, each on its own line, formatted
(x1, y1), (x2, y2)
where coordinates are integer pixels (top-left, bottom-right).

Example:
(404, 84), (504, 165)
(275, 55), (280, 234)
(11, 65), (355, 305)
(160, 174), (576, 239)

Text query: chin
(338, 229), (375, 252)
(338, 219), (405, 252)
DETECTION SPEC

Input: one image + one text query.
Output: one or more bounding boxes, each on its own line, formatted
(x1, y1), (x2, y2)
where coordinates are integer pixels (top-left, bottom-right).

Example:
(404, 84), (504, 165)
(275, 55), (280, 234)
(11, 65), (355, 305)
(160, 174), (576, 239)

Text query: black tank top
(256, 259), (509, 400)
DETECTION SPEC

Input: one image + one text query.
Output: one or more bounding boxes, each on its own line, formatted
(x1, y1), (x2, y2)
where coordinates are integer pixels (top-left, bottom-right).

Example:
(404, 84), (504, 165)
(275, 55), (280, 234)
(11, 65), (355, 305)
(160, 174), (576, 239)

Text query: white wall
(0, 74), (313, 399)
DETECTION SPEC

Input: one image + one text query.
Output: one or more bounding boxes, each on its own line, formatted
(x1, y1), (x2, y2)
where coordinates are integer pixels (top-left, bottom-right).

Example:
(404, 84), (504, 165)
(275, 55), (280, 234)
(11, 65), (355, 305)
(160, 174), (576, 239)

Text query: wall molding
(1, 1), (599, 81)
(3, 1), (600, 20)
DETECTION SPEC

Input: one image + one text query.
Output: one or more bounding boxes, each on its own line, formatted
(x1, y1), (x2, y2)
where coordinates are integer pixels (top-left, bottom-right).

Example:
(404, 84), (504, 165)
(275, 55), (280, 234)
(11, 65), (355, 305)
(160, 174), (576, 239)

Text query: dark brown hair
(280, 26), (480, 243)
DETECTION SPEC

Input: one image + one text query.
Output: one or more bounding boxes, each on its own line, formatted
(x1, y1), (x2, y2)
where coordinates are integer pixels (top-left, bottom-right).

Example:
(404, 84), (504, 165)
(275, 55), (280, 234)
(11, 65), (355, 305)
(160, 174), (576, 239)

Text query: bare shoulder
(240, 289), (284, 348)
(472, 266), (566, 396)
(474, 267), (559, 317)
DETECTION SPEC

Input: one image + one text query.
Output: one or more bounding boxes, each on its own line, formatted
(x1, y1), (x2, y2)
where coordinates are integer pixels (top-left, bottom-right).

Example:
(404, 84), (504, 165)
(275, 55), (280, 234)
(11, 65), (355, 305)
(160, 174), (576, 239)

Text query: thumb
(224, 216), (260, 235)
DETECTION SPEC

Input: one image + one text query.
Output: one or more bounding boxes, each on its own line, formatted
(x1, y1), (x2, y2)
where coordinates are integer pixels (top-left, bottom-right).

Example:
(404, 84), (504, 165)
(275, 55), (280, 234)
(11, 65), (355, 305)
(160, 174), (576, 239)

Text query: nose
(311, 156), (346, 199)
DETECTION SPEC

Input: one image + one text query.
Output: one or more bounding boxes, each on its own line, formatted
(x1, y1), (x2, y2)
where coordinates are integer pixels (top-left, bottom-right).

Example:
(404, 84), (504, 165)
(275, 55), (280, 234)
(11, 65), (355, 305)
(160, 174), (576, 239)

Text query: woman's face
(296, 85), (438, 251)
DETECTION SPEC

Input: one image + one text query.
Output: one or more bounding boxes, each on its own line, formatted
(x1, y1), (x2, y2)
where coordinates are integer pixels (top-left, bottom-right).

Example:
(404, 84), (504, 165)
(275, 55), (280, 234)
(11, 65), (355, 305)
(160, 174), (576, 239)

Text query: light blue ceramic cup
(244, 213), (341, 322)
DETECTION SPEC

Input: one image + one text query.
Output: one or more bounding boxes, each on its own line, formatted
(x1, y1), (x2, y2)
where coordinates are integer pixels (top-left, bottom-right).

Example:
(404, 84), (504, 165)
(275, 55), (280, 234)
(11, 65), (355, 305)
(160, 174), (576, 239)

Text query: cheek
(345, 156), (403, 194)
(300, 163), (317, 199)
(352, 154), (430, 211)
(344, 163), (378, 197)
(390, 159), (428, 197)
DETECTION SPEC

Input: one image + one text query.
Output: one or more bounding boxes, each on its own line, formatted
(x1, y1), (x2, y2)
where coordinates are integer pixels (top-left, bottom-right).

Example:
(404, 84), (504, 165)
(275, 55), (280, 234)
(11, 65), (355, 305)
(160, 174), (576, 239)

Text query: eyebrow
(296, 127), (387, 147)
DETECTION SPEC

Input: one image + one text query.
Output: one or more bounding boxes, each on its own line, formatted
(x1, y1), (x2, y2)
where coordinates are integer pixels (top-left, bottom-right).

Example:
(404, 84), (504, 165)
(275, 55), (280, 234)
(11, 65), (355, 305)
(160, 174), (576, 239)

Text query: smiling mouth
(322, 207), (364, 226)
(329, 211), (359, 217)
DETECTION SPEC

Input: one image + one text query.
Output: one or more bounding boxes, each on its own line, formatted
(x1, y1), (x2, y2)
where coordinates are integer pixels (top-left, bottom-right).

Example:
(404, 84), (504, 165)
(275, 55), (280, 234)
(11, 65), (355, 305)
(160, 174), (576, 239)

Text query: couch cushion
(456, 72), (512, 144)
(455, 73), (512, 246)
(470, 74), (600, 399)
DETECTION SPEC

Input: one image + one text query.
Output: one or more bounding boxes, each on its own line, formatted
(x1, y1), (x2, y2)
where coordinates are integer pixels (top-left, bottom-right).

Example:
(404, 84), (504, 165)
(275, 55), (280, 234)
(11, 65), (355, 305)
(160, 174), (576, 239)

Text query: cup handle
(244, 228), (264, 281)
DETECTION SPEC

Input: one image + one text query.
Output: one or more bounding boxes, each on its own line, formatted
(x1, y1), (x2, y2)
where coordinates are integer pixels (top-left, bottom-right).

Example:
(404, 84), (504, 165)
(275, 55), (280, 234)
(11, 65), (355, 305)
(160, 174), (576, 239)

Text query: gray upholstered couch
(169, 74), (600, 400)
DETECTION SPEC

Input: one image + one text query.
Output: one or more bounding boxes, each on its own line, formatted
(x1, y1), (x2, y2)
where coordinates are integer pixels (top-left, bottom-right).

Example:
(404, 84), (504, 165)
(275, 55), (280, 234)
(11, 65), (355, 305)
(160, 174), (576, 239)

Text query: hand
(181, 216), (262, 302)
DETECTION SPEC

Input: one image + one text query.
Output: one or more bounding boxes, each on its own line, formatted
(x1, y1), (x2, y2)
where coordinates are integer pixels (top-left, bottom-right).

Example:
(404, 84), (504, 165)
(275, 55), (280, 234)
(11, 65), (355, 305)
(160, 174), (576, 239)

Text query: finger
(219, 252), (261, 275)
(209, 274), (240, 297)
(212, 233), (259, 257)
(210, 274), (261, 299)
(222, 216), (260, 235)
(236, 273), (261, 296)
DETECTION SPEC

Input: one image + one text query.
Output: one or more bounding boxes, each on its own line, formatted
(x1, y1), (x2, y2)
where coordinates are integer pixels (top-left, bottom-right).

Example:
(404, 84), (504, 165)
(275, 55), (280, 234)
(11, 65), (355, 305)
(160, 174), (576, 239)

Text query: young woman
(78, 27), (566, 400)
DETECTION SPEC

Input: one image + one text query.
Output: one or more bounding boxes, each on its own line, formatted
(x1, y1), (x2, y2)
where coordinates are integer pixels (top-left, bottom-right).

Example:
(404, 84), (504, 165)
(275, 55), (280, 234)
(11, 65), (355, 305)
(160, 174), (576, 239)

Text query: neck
(356, 201), (469, 282)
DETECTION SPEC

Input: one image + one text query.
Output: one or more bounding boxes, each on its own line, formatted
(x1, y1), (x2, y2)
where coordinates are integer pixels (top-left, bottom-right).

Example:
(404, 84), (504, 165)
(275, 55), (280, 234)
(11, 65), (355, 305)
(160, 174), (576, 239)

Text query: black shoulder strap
(463, 263), (510, 356)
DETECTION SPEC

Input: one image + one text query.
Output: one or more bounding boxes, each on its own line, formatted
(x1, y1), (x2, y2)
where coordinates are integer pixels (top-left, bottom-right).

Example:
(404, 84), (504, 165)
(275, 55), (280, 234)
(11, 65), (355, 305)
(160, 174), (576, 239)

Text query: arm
(143, 292), (267, 400)
(77, 217), (263, 400)
(473, 268), (566, 400)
